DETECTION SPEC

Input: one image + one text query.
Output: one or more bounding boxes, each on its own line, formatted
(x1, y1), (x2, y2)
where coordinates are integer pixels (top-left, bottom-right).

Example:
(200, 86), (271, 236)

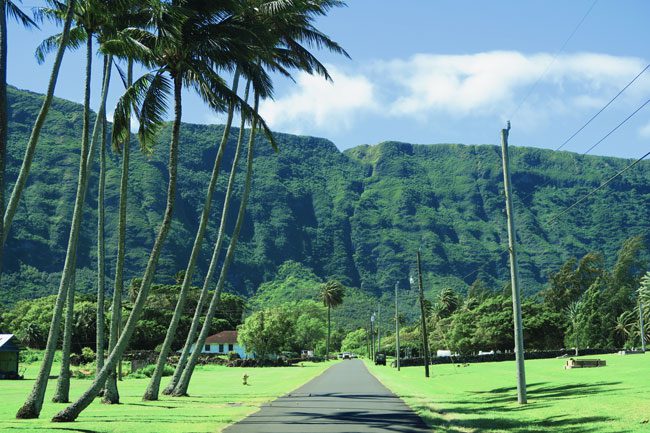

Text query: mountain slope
(2, 86), (649, 304)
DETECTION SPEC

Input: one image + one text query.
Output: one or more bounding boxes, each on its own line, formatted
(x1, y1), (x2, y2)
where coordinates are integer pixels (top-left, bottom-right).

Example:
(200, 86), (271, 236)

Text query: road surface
(223, 359), (431, 433)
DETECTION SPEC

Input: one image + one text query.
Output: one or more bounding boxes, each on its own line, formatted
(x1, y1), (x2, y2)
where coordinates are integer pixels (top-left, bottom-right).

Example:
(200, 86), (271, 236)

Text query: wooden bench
(565, 358), (606, 369)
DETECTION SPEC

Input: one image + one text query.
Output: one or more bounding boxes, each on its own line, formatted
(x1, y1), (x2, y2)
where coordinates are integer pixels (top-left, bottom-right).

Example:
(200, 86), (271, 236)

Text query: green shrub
(130, 364), (174, 379)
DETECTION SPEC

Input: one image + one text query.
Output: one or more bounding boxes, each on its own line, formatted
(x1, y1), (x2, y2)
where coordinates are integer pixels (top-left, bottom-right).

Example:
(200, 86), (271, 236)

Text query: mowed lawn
(367, 354), (650, 433)
(0, 360), (333, 433)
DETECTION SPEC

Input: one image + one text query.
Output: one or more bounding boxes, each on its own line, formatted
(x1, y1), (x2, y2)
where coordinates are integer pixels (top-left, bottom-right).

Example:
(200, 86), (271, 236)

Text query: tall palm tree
(143, 70), (241, 401)
(52, 0), (268, 421)
(167, 0), (349, 397)
(321, 280), (345, 358)
(52, 267), (76, 403)
(0, 0), (37, 277)
(167, 81), (251, 396)
(103, 56), (131, 405)
(172, 90), (261, 397)
(2, 0), (71, 246)
(16, 2), (103, 418)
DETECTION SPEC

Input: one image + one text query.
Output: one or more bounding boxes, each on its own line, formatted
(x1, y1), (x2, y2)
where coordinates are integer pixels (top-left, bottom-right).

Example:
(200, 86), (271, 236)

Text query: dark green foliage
(3, 87), (650, 308)
(1, 279), (246, 351)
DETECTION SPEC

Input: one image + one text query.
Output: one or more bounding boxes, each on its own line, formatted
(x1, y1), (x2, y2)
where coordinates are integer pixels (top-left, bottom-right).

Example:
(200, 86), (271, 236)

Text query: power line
(556, 63), (650, 152)
(582, 98), (650, 155)
(547, 149), (650, 225)
(510, 0), (599, 120)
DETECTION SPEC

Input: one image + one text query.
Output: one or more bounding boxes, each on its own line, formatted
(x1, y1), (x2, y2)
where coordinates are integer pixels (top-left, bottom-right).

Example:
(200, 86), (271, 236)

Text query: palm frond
(111, 70), (170, 154)
(6, 1), (39, 29)
(34, 25), (85, 64)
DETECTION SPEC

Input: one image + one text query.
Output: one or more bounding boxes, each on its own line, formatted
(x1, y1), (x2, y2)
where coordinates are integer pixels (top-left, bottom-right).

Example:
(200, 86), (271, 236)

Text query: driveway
(223, 359), (431, 433)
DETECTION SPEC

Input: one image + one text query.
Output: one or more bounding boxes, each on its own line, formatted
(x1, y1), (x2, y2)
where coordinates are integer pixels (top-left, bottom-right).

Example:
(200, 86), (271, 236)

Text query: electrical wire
(510, 0), (599, 120)
(547, 149), (650, 225)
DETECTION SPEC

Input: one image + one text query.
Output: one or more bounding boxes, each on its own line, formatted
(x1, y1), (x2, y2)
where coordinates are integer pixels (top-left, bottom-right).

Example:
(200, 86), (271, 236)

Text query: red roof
(205, 330), (238, 344)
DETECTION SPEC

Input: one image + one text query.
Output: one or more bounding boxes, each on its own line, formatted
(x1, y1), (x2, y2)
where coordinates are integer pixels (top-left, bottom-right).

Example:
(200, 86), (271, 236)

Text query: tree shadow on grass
(408, 381), (630, 433)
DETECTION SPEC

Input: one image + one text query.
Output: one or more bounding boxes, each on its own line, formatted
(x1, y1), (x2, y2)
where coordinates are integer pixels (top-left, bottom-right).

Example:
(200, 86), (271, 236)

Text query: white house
(190, 330), (252, 359)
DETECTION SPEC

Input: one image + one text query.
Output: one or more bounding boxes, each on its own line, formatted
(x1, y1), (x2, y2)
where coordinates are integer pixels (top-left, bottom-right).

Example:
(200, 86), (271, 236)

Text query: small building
(190, 331), (252, 359)
(0, 334), (21, 379)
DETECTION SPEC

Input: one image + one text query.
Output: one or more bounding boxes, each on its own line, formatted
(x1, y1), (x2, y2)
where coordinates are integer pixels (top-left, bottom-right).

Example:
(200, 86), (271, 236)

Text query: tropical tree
(321, 279), (345, 358)
(162, 80), (251, 396)
(0, 0), (37, 277)
(52, 270), (76, 403)
(16, 0), (109, 418)
(613, 310), (634, 347)
(435, 287), (459, 318)
(52, 0), (268, 421)
(167, 0), (349, 397)
(143, 70), (242, 401)
(171, 90), (262, 397)
(566, 300), (581, 356)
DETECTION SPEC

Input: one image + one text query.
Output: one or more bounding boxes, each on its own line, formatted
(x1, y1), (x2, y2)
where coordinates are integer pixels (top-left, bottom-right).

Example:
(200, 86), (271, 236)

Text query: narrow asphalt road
(223, 359), (431, 433)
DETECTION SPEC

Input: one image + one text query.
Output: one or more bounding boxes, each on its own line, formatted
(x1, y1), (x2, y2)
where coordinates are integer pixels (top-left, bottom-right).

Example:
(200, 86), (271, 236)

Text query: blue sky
(6, 0), (650, 158)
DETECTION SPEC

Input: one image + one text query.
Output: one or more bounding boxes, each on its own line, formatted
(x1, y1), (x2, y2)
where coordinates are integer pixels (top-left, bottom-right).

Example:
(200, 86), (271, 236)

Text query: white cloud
(639, 121), (650, 139)
(376, 52), (647, 119)
(259, 65), (377, 133)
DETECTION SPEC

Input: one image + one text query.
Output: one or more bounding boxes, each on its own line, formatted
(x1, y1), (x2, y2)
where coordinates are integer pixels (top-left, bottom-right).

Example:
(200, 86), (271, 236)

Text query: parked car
(341, 352), (352, 359)
(374, 353), (386, 365)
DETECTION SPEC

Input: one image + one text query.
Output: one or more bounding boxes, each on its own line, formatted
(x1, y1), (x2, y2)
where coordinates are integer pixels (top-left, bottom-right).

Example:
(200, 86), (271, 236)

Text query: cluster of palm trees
(2, 0), (348, 423)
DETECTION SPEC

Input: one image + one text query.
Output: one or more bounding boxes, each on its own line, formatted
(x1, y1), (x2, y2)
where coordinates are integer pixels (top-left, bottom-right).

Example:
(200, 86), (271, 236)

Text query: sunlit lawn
(367, 353), (650, 433)
(0, 359), (334, 433)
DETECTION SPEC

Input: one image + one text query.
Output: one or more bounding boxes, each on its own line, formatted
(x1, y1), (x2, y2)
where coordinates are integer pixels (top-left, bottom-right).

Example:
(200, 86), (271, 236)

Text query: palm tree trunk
(0, 4), (8, 280)
(16, 29), (93, 420)
(143, 71), (240, 401)
(165, 81), (250, 396)
(52, 74), (183, 423)
(96, 55), (112, 376)
(103, 58), (132, 405)
(52, 267), (76, 403)
(3, 0), (75, 245)
(172, 91), (259, 397)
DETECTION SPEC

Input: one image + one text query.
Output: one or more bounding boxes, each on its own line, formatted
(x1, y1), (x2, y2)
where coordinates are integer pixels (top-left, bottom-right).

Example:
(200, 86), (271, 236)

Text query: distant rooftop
(205, 331), (238, 345)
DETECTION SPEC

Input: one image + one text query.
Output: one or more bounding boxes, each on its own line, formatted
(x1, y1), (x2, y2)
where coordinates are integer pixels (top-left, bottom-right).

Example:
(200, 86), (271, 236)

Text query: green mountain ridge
(2, 85), (649, 305)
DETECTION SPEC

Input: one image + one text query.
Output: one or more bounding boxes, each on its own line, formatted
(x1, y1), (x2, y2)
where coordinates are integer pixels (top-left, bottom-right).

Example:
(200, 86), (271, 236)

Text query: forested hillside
(3, 86), (649, 304)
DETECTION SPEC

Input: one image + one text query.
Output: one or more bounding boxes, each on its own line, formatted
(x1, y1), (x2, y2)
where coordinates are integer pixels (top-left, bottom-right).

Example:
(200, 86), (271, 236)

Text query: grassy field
(0, 359), (333, 433)
(366, 354), (650, 433)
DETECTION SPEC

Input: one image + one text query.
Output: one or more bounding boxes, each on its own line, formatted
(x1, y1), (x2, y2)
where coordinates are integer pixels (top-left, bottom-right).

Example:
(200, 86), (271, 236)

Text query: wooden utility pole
(500, 121), (527, 404)
(370, 313), (375, 360)
(395, 281), (401, 371)
(377, 305), (381, 354)
(416, 250), (430, 378)
(639, 297), (646, 352)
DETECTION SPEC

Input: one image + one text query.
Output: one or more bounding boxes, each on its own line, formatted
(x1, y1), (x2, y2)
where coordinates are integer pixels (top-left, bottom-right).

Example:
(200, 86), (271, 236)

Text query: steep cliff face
(3, 86), (649, 303)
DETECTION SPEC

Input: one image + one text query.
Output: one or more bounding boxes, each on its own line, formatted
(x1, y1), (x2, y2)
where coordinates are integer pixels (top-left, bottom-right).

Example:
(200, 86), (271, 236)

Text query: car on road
(341, 352), (352, 359)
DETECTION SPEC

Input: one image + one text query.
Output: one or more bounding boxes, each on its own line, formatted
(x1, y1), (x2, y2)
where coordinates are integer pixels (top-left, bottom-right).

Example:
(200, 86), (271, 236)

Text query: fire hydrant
(242, 373), (249, 386)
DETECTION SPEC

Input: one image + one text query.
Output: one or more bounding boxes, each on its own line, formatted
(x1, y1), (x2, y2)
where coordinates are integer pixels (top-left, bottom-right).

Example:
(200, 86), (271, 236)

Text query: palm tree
(436, 288), (459, 318)
(613, 310), (634, 347)
(566, 300), (581, 356)
(321, 280), (345, 358)
(16, 1), (105, 418)
(172, 90), (261, 397)
(167, 0), (349, 397)
(103, 57), (131, 405)
(143, 70), (242, 401)
(52, 268), (76, 403)
(166, 81), (252, 396)
(2, 0), (71, 246)
(0, 0), (37, 277)
(52, 0), (268, 421)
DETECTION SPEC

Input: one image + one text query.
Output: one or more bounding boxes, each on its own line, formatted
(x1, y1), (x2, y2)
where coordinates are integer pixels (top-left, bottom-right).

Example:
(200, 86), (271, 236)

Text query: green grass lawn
(367, 354), (650, 433)
(0, 360), (333, 433)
